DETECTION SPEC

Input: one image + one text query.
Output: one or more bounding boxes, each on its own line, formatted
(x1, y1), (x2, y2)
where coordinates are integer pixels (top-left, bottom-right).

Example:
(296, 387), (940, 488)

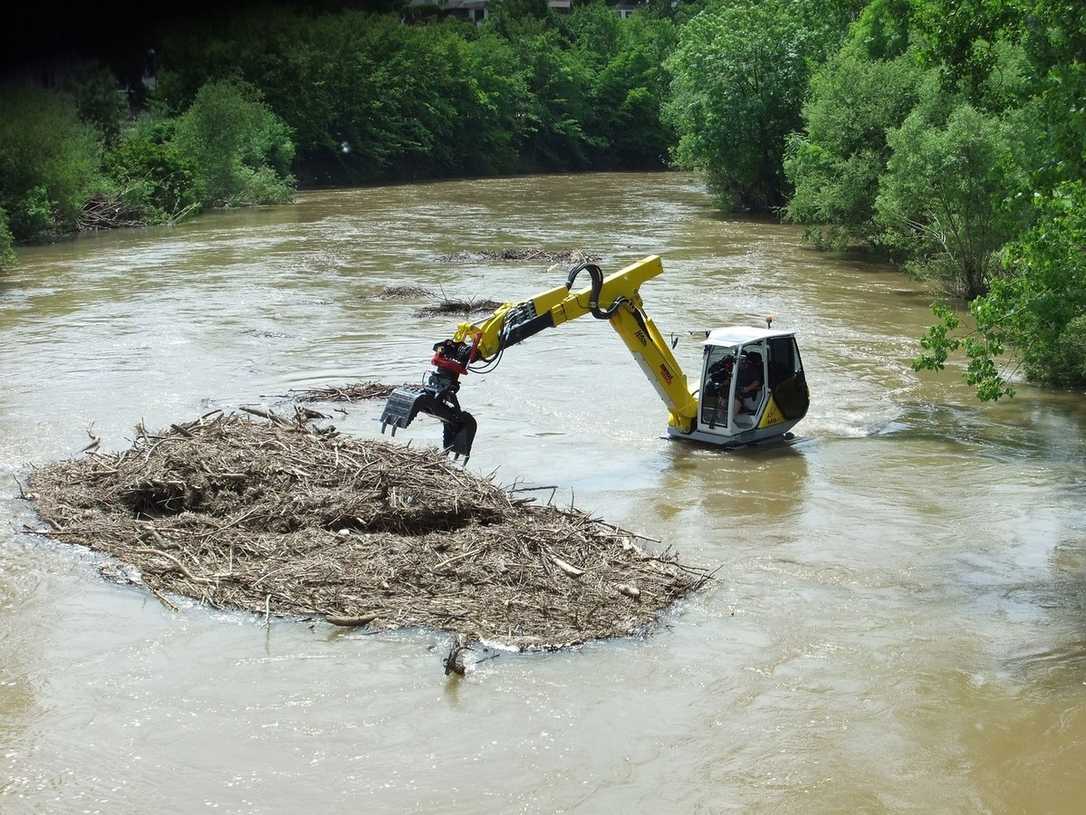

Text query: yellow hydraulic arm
(456, 255), (697, 429)
(380, 256), (698, 460)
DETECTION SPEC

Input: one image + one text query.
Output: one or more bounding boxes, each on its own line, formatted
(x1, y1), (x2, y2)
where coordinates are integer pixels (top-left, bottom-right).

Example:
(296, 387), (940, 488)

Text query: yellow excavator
(380, 255), (809, 462)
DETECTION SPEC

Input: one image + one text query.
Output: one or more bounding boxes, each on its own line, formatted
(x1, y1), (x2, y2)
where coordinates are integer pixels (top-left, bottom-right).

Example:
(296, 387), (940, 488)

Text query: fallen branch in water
(79, 425), (101, 454)
(78, 191), (149, 231)
(239, 406), (285, 424)
(377, 285), (434, 300)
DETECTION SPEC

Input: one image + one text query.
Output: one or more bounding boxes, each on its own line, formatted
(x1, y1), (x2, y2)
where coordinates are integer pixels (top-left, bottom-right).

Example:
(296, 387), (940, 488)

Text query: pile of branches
(27, 413), (712, 650)
(438, 248), (600, 264)
(414, 297), (504, 317)
(291, 382), (402, 402)
(78, 192), (149, 231)
(78, 189), (199, 232)
(377, 285), (434, 300)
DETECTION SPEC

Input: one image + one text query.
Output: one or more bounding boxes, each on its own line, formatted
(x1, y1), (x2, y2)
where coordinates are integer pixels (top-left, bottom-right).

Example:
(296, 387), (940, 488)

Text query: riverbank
(0, 77), (294, 269)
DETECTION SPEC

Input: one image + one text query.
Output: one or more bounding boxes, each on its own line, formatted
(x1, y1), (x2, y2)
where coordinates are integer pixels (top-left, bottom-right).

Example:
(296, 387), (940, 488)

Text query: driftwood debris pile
(377, 285), (434, 300)
(28, 413), (711, 649)
(291, 382), (402, 402)
(414, 297), (504, 317)
(438, 248), (600, 264)
(78, 190), (199, 232)
(376, 283), (504, 316)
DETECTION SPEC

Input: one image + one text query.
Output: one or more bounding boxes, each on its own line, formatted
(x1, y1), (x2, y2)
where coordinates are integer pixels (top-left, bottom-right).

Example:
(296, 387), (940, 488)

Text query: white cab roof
(703, 326), (795, 346)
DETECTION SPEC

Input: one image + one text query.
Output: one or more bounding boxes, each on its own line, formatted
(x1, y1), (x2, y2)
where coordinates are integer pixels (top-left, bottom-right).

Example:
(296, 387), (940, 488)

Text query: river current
(2, 172), (1084, 812)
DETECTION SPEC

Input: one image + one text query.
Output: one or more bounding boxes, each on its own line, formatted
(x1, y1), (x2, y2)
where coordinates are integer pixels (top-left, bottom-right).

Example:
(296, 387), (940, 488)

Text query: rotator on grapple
(379, 256), (809, 461)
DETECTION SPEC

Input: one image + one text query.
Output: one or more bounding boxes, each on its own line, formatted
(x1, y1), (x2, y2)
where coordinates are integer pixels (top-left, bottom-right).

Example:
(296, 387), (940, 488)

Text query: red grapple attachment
(380, 337), (480, 462)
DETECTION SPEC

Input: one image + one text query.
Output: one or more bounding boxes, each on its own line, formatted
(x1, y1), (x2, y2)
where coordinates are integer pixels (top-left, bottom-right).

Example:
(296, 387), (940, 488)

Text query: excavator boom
(380, 256), (698, 461)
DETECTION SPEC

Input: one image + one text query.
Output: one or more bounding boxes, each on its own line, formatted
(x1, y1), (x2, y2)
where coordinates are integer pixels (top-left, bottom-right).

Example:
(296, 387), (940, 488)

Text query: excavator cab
(684, 328), (809, 446)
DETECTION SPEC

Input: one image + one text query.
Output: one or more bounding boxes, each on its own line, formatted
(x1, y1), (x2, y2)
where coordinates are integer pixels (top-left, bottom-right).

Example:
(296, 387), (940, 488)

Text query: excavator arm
(379, 255), (698, 462)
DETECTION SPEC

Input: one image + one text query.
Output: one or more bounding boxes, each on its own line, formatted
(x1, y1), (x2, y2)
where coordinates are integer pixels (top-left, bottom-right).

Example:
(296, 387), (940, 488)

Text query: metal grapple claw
(380, 383), (477, 462)
(379, 386), (429, 436)
(441, 410), (476, 464)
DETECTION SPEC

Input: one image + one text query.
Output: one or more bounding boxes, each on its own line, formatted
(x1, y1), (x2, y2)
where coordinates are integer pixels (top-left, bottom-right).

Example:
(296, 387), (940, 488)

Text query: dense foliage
(151, 3), (677, 184)
(0, 74), (294, 261)
(0, 86), (101, 243)
(172, 80), (294, 206)
(915, 182), (1086, 398)
(875, 96), (1030, 298)
(665, 0), (853, 210)
(783, 0), (1085, 395)
(102, 117), (200, 224)
(783, 45), (924, 248)
(1, 0), (1082, 402)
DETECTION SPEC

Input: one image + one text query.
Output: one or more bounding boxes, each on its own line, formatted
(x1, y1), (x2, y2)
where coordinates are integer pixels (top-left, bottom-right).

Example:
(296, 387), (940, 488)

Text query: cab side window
(767, 337), (796, 389)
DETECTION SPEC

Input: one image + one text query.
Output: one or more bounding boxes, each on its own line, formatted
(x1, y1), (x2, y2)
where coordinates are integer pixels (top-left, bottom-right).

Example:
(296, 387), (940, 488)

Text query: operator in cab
(734, 351), (762, 415)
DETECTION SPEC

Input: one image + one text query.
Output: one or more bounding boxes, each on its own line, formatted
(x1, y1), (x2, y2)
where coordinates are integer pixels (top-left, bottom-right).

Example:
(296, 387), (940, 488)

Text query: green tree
(603, 23), (678, 166)
(0, 85), (101, 241)
(908, 0), (1083, 186)
(665, 0), (850, 211)
(104, 116), (200, 223)
(462, 33), (534, 174)
(507, 29), (600, 169)
(875, 100), (1029, 298)
(486, 0), (555, 40)
(848, 0), (913, 59)
(784, 46), (925, 247)
(915, 181), (1086, 398)
(172, 79), (294, 206)
(65, 63), (129, 145)
(579, 10), (678, 168)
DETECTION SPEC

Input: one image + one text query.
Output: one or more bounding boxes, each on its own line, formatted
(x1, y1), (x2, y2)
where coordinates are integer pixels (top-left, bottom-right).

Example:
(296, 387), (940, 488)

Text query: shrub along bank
(664, 0), (1086, 395)
(0, 77), (293, 247)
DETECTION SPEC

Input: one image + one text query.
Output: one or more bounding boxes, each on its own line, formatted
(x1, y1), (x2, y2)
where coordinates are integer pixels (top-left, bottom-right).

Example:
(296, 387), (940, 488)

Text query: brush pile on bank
(28, 413), (711, 649)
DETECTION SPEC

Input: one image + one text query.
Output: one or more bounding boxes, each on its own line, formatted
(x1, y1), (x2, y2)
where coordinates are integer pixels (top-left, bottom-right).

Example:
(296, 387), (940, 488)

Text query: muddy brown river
(2, 172), (1085, 813)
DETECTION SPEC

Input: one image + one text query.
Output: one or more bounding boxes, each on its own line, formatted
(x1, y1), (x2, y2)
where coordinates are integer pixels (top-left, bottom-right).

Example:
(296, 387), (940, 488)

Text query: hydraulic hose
(565, 262), (628, 320)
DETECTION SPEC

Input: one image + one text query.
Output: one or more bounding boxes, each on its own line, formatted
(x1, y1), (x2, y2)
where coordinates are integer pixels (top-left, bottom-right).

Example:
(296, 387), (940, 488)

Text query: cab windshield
(700, 345), (736, 429)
